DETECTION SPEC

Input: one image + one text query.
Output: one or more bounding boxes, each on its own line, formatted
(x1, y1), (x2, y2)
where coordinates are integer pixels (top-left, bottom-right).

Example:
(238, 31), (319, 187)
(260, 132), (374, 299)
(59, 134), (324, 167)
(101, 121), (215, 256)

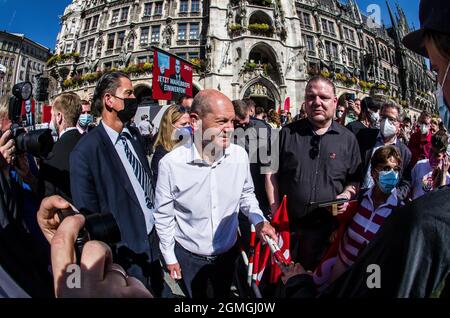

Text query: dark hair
(403, 117), (412, 124)
(424, 29), (450, 60)
(431, 130), (449, 153)
(243, 98), (256, 109)
(178, 95), (193, 105)
(255, 107), (265, 116)
(232, 100), (249, 119)
(370, 145), (402, 173)
(359, 96), (379, 121)
(93, 72), (130, 113)
(381, 100), (404, 122)
(306, 76), (336, 96)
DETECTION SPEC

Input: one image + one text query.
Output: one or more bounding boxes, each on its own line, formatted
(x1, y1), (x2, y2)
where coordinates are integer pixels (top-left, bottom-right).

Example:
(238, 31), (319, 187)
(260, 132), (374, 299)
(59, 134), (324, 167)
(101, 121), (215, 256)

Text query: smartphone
(308, 198), (350, 216)
(346, 93), (356, 102)
(309, 198), (349, 209)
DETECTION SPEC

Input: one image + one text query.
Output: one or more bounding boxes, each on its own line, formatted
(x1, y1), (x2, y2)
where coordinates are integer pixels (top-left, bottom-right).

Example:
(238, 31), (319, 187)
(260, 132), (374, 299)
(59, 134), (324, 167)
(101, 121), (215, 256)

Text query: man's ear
(104, 94), (114, 111)
(190, 113), (200, 130)
(56, 112), (63, 126)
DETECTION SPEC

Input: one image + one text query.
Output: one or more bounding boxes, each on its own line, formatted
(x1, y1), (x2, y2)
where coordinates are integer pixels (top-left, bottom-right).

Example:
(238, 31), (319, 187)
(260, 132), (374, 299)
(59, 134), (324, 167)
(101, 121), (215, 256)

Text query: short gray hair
(381, 100), (404, 122)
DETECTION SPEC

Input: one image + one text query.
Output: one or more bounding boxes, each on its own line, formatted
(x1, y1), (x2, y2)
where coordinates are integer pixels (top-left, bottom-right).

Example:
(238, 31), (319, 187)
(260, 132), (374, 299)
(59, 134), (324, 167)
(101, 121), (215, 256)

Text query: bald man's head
(191, 89), (232, 118)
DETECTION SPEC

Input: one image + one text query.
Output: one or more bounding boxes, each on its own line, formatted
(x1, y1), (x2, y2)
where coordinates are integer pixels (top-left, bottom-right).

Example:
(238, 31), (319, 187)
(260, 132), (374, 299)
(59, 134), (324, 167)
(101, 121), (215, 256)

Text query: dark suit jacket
(70, 123), (156, 281)
(21, 113), (35, 127)
(40, 129), (83, 200)
(357, 128), (412, 200)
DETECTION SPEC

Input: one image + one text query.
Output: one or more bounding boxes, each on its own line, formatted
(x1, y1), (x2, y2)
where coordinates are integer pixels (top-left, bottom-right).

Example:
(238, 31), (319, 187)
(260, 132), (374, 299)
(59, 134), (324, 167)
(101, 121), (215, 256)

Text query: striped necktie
(119, 132), (154, 209)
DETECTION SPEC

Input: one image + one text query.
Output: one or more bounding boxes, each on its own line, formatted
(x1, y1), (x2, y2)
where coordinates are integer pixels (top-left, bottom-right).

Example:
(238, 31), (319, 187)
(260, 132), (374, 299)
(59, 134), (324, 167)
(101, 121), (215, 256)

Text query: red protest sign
(152, 49), (193, 101)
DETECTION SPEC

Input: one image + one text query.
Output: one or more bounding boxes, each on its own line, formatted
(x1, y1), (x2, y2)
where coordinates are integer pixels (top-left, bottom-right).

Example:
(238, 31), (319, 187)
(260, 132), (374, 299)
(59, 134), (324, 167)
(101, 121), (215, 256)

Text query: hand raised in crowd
(0, 129), (15, 170)
(255, 221), (278, 243)
(37, 196), (153, 298)
(347, 100), (355, 111)
(166, 262), (182, 281)
(280, 262), (309, 285)
(432, 155), (450, 188)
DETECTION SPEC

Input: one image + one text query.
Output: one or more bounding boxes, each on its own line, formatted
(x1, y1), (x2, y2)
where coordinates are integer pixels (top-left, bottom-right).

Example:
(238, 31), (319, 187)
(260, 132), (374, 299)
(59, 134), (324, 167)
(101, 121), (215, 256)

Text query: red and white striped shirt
(338, 188), (402, 268)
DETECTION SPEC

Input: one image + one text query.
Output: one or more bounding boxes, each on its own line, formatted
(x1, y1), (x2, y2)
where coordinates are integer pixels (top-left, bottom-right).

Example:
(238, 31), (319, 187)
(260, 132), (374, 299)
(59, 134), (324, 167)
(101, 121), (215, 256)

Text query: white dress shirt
(138, 120), (152, 136)
(102, 121), (154, 234)
(155, 142), (266, 265)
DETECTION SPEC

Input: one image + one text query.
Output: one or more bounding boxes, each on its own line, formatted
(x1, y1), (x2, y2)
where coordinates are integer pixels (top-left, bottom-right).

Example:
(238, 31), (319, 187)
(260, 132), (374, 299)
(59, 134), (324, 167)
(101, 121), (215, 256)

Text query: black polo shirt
(277, 118), (362, 225)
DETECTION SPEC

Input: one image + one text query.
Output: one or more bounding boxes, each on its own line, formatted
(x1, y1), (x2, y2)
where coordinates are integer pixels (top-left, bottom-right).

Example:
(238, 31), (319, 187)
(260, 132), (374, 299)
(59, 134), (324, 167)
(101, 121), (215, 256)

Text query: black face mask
(115, 98), (139, 124)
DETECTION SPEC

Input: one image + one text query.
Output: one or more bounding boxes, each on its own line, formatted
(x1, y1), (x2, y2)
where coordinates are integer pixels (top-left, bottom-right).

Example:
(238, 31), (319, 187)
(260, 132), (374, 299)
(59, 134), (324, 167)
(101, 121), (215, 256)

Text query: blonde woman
(151, 104), (191, 183)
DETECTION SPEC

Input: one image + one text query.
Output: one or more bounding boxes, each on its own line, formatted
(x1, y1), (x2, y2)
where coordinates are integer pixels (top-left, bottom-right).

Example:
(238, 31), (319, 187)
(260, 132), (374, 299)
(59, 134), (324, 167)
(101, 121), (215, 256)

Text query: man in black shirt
(266, 76), (362, 270)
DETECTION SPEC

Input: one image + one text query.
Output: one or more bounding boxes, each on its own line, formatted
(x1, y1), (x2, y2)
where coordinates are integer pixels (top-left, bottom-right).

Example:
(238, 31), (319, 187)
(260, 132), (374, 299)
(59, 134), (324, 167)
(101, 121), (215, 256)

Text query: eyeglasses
(309, 135), (320, 160)
(380, 115), (398, 124)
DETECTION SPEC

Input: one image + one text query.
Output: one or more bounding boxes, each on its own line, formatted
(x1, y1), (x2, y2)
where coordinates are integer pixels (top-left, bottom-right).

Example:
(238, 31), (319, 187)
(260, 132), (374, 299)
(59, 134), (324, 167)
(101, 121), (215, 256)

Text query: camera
(8, 82), (54, 158)
(59, 208), (122, 261)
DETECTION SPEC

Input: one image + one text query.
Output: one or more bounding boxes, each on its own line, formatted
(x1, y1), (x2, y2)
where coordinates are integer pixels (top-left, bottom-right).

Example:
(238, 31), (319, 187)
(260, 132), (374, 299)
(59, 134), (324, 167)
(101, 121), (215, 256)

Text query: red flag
(284, 97), (291, 112)
(254, 196), (291, 285)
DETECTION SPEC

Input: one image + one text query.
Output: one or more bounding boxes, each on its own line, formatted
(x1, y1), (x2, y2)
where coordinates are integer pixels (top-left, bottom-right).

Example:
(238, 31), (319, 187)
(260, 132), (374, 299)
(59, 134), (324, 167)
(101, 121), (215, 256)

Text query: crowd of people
(0, 0), (449, 299)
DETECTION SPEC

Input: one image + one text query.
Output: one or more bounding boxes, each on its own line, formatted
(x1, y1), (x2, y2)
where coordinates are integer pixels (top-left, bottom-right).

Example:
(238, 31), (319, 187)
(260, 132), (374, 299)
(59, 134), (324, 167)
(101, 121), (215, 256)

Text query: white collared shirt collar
(101, 121), (130, 145)
(187, 141), (232, 166)
(361, 186), (399, 211)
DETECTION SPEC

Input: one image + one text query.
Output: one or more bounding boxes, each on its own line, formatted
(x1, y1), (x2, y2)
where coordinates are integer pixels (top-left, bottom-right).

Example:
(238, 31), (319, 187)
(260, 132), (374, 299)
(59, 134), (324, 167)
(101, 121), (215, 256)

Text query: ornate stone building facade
(296, 0), (435, 119)
(49, 0), (435, 118)
(0, 31), (50, 98)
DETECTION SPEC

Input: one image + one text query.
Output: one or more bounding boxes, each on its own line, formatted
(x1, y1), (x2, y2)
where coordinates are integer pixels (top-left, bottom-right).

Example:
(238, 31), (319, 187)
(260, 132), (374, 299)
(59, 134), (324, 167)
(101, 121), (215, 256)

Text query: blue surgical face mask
(377, 170), (399, 194)
(79, 113), (93, 127)
(174, 125), (193, 142)
(437, 62), (450, 131)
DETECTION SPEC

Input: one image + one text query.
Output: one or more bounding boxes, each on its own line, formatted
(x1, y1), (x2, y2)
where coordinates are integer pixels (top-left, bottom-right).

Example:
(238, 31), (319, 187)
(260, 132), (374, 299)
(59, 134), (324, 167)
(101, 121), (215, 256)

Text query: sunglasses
(309, 135), (320, 160)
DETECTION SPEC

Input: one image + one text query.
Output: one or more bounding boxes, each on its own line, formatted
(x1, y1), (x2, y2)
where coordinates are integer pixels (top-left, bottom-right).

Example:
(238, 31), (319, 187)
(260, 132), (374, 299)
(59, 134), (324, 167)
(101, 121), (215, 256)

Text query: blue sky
(0, 0), (420, 51)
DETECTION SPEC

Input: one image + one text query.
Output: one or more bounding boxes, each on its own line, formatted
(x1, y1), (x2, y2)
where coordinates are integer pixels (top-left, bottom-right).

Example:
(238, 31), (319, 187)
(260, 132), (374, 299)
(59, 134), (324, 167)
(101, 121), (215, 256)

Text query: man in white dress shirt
(155, 89), (277, 298)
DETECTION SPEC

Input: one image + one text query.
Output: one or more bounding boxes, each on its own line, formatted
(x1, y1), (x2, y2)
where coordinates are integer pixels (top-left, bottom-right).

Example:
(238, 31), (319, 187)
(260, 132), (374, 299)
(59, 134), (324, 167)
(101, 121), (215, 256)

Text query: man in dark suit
(22, 99), (35, 127)
(40, 93), (83, 200)
(70, 72), (163, 296)
(357, 100), (412, 200)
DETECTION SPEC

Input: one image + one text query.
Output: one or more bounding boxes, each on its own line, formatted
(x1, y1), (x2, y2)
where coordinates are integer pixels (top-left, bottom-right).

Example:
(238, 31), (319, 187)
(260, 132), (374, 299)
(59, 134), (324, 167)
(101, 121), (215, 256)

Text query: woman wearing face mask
(284, 0), (450, 299)
(151, 104), (192, 184)
(335, 105), (346, 125)
(411, 130), (450, 199)
(307, 146), (403, 291)
(346, 97), (381, 137)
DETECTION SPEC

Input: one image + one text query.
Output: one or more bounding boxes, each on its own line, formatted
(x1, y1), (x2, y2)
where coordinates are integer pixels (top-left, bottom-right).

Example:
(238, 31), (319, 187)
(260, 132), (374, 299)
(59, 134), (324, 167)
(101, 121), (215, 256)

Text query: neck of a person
(383, 134), (397, 145)
(195, 139), (223, 165)
(362, 118), (371, 127)
(103, 111), (124, 133)
(310, 118), (332, 135)
(372, 186), (390, 209)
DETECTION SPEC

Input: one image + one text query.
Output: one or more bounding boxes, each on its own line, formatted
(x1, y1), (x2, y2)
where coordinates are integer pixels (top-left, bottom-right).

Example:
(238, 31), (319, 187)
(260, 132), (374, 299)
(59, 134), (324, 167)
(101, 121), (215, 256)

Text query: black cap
(402, 0), (450, 57)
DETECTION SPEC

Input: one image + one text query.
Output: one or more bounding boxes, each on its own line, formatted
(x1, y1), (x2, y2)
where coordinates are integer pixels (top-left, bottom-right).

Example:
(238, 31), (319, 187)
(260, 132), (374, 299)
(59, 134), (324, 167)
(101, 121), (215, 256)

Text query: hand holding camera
(0, 129), (15, 169)
(37, 196), (152, 298)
